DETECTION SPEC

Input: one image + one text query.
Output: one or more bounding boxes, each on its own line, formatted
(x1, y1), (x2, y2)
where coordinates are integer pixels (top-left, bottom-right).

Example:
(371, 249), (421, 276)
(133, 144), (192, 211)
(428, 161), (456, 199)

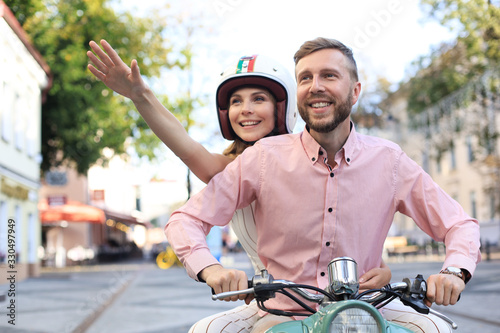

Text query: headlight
(329, 307), (380, 332)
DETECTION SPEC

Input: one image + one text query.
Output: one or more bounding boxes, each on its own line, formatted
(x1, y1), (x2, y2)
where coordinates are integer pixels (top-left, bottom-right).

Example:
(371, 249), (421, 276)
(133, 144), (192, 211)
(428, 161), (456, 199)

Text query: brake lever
(210, 280), (253, 301)
(211, 287), (255, 300)
(400, 275), (429, 314)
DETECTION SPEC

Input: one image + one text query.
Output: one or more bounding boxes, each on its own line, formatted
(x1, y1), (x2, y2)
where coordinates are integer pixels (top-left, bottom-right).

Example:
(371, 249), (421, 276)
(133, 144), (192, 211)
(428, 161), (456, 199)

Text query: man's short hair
(293, 37), (359, 82)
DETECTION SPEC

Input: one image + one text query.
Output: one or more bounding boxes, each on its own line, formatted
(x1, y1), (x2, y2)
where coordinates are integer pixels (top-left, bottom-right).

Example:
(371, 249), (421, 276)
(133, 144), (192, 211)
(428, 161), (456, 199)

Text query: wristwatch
(439, 266), (465, 282)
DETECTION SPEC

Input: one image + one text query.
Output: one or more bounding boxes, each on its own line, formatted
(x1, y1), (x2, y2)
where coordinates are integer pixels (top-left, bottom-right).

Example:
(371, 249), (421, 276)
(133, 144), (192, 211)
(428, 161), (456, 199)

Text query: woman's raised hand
(87, 39), (148, 101)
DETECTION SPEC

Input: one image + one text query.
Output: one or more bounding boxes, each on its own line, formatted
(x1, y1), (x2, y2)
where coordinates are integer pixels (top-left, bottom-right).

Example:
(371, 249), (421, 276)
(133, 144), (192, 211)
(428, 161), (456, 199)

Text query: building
(380, 69), (500, 246)
(39, 167), (105, 268)
(39, 162), (152, 267)
(0, 1), (52, 281)
(87, 154), (183, 259)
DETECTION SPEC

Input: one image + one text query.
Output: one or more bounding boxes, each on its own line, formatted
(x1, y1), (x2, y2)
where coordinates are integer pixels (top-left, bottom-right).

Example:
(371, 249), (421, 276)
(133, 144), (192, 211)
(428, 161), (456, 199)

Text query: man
(165, 37), (481, 333)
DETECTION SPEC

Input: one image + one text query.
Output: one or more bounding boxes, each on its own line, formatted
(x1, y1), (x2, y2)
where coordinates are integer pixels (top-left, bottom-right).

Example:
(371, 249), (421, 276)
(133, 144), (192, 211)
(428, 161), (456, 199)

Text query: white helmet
(216, 54), (297, 140)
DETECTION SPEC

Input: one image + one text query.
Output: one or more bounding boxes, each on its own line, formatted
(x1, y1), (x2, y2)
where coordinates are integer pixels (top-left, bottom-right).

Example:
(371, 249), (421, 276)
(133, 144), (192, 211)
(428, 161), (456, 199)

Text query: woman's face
(228, 87), (276, 142)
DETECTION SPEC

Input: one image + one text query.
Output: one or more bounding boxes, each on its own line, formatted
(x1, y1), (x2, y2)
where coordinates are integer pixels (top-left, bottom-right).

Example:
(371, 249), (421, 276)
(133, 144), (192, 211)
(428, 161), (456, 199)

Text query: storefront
(39, 198), (106, 267)
(93, 209), (149, 263)
(0, 173), (40, 281)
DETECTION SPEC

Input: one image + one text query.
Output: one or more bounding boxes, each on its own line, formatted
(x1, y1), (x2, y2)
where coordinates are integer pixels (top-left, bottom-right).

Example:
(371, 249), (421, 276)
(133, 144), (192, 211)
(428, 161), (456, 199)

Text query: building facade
(0, 1), (51, 281)
(380, 69), (500, 246)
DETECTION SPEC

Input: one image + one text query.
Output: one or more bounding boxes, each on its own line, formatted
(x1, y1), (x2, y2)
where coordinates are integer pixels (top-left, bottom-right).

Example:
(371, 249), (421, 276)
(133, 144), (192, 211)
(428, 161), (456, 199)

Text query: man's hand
(425, 273), (465, 307)
(200, 264), (253, 304)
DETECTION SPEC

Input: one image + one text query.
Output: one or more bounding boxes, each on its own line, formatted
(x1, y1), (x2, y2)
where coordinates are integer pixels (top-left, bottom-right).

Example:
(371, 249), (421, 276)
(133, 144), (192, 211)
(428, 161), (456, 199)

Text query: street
(388, 260), (500, 333)
(87, 256), (500, 333)
(1, 254), (499, 332)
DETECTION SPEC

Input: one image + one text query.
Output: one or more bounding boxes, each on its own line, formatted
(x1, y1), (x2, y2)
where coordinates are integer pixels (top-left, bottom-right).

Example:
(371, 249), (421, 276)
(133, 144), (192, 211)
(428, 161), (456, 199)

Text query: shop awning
(104, 209), (139, 225)
(103, 209), (151, 227)
(39, 199), (106, 224)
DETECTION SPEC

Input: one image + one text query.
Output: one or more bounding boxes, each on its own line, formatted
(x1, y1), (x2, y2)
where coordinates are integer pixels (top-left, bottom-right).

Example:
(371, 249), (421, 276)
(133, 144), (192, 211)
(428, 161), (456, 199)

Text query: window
(422, 151), (429, 173)
(450, 145), (456, 170)
(1, 81), (13, 142)
(14, 92), (25, 151)
(15, 205), (22, 261)
(466, 136), (475, 163)
(28, 213), (37, 263)
(470, 191), (477, 219)
(26, 94), (39, 158)
(0, 201), (6, 263)
(490, 194), (496, 220)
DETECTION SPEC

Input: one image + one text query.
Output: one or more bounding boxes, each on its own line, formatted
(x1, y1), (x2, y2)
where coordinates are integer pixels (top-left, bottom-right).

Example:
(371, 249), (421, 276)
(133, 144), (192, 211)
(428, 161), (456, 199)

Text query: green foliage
(422, 0), (500, 62)
(408, 0), (500, 113)
(3, 0), (44, 26)
(407, 41), (475, 113)
(4, 0), (181, 174)
(353, 75), (392, 129)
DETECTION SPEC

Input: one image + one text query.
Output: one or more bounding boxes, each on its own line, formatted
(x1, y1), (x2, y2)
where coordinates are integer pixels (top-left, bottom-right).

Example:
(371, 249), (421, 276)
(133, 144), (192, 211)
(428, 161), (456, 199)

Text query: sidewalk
(385, 248), (500, 264)
(0, 254), (253, 333)
(0, 260), (157, 333)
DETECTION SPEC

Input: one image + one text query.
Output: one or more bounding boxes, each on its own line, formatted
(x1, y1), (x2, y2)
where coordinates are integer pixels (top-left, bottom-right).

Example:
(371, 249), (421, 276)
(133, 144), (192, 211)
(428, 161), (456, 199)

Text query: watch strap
(439, 267), (466, 283)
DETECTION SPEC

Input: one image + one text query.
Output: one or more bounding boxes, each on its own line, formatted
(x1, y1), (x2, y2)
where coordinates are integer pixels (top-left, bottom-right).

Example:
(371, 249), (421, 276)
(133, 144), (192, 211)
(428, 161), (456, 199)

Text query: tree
(405, 0), (500, 217)
(408, 0), (500, 114)
(146, 4), (219, 199)
(3, 0), (44, 26)
(422, 0), (500, 63)
(4, 0), (182, 174)
(352, 74), (392, 130)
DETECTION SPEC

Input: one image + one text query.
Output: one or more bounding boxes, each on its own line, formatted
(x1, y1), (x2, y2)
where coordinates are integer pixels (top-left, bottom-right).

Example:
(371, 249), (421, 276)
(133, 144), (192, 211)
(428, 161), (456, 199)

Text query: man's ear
(351, 81), (361, 106)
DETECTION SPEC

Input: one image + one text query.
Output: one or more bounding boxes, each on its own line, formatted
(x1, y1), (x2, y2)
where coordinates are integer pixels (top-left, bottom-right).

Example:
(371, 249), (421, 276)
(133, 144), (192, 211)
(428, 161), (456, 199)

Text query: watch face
(447, 267), (461, 274)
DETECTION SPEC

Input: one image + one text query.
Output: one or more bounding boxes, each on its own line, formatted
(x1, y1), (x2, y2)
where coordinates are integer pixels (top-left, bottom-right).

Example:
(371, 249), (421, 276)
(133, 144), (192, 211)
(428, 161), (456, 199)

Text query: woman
(87, 40), (392, 331)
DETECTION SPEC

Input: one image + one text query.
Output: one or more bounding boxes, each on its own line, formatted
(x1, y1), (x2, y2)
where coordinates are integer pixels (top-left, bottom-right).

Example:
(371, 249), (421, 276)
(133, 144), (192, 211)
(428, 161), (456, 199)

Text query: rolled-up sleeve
(395, 152), (481, 275)
(165, 145), (261, 280)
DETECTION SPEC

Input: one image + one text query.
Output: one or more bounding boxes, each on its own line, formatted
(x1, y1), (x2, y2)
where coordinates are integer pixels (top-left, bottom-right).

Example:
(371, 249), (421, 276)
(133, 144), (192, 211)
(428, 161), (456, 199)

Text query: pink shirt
(166, 125), (481, 312)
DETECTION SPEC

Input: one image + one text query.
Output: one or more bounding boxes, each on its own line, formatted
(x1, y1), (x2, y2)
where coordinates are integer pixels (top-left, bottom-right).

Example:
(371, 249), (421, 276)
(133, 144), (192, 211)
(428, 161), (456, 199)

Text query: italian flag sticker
(236, 55), (257, 73)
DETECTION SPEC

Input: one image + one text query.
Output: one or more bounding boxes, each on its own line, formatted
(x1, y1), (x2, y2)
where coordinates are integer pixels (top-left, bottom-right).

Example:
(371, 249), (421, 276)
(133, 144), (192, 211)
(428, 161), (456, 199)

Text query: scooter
(212, 257), (458, 332)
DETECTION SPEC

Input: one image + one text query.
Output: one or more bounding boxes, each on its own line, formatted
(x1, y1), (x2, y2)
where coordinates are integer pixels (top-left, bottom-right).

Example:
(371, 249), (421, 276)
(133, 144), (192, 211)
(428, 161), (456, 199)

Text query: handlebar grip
(210, 280), (253, 295)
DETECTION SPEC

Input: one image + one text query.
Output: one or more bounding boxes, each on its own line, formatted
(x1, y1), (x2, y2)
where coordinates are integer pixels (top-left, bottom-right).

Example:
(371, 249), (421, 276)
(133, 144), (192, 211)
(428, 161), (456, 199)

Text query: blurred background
(0, 0), (499, 282)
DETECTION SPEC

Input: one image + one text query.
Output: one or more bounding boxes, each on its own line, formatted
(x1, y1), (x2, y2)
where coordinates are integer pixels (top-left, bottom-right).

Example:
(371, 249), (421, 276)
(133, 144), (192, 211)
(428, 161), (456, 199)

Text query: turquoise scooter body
(267, 299), (413, 332)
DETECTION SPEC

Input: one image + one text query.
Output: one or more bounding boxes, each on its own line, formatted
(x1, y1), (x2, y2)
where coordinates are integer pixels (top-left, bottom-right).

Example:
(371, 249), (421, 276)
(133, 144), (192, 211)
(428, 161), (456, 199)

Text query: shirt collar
(301, 126), (323, 165)
(341, 122), (357, 166)
(301, 122), (357, 166)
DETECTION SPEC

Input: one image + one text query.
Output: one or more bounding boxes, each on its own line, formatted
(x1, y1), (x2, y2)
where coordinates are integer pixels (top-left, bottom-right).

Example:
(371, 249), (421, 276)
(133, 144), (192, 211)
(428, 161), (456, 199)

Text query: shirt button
(330, 173), (334, 177)
(320, 272), (325, 277)
(312, 157), (316, 162)
(328, 207), (333, 212)
(319, 151), (323, 155)
(326, 242), (331, 246)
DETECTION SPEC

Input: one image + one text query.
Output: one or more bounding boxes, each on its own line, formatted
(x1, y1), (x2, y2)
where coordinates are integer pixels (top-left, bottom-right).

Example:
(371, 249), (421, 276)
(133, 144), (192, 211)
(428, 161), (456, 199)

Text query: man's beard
(298, 91), (353, 133)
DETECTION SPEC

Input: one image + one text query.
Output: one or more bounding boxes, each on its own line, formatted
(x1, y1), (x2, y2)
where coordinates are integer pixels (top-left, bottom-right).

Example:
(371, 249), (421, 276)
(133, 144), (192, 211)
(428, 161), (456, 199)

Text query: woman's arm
(87, 39), (231, 183)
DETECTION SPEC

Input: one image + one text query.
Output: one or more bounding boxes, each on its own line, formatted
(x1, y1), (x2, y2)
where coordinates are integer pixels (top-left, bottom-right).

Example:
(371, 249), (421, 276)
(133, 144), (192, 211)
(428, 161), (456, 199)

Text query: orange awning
(39, 199), (106, 224)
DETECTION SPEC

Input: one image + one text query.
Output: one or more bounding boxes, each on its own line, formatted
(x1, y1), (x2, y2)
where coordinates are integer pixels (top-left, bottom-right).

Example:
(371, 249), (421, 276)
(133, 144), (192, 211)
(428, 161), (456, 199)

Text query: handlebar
(211, 271), (458, 329)
(212, 280), (325, 302)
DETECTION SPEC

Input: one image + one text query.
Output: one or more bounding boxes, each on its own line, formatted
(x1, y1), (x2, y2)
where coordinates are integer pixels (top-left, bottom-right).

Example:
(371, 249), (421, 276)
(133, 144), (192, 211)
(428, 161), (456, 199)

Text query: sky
(212, 0), (453, 83)
(118, 0), (455, 84)
(114, 0), (458, 192)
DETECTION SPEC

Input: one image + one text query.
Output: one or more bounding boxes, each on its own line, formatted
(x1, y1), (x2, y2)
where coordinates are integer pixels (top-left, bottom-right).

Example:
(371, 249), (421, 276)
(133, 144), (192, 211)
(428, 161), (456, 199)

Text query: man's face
(295, 49), (360, 133)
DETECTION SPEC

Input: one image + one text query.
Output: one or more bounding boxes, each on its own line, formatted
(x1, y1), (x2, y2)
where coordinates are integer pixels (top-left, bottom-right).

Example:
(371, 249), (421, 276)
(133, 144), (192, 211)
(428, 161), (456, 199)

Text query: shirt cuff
(184, 249), (221, 282)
